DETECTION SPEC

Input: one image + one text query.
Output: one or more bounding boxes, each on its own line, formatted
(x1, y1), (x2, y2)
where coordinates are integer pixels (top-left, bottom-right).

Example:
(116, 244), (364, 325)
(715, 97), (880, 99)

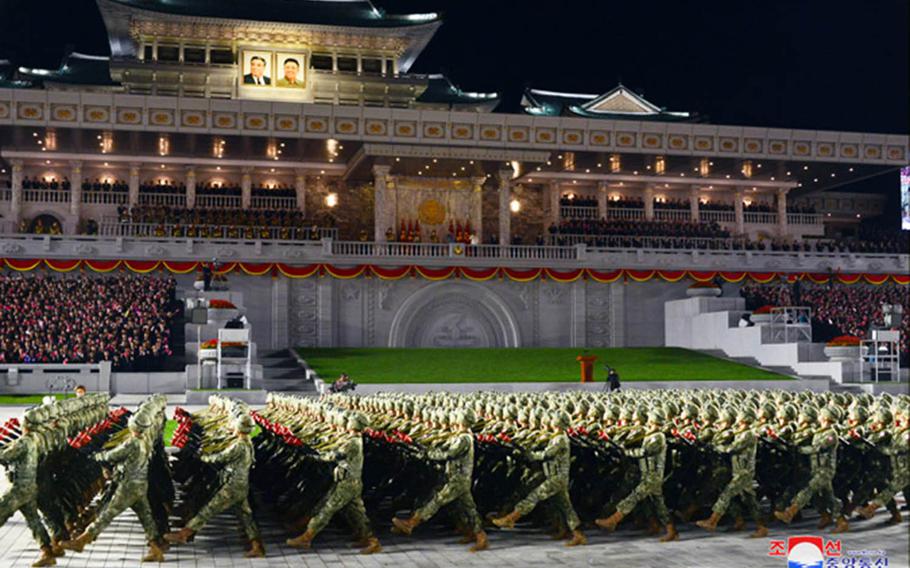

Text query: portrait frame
(275, 52), (307, 89)
(241, 50), (273, 87)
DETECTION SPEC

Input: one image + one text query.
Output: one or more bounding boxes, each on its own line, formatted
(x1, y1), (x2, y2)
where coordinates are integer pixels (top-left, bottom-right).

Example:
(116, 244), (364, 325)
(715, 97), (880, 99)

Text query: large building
(0, 0), (907, 364)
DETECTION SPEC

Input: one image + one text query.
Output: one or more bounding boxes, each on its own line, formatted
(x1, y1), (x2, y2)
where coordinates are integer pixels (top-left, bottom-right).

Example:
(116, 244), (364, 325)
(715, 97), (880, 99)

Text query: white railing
(654, 209), (692, 222)
(82, 191), (129, 205)
(787, 213), (822, 226)
(699, 210), (735, 223)
(606, 207), (645, 220)
(0, 189), (10, 201)
(558, 235), (752, 249)
(23, 189), (70, 203)
(560, 205), (599, 220)
(744, 211), (778, 224)
(768, 307), (813, 343)
(332, 241), (580, 261)
(99, 222), (337, 241)
(251, 195), (298, 209)
(138, 193), (187, 207)
(196, 194), (242, 208)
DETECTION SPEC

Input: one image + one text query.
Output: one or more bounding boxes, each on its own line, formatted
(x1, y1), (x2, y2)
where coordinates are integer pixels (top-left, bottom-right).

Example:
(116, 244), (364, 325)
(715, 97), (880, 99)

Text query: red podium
(576, 354), (598, 383)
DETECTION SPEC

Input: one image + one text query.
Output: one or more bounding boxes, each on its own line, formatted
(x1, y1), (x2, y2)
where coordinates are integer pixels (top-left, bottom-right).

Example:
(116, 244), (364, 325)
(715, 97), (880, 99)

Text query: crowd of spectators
(197, 182), (296, 198)
(741, 281), (909, 362)
(19, 177), (71, 190)
(559, 194), (597, 207)
(114, 205), (328, 239)
(700, 201), (734, 211)
(653, 198), (689, 210)
(82, 178), (128, 192)
(0, 274), (180, 370)
(547, 219), (733, 248)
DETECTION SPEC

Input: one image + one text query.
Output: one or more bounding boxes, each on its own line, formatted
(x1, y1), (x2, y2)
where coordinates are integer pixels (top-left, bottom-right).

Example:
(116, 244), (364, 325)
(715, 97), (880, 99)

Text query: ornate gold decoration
(418, 198), (446, 226)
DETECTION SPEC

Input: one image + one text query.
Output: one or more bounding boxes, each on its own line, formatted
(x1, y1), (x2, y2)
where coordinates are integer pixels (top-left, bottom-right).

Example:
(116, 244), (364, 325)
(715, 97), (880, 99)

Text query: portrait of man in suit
(276, 57), (304, 88)
(243, 55), (270, 86)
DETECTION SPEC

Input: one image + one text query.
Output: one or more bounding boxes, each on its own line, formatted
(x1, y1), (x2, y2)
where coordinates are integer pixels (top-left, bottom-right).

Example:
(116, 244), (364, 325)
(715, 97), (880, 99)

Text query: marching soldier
(286, 412), (381, 554)
(392, 409), (488, 552)
(0, 409), (56, 567)
(492, 411), (587, 547)
(165, 414), (265, 558)
(695, 407), (767, 537)
(773, 407), (849, 533)
(596, 409), (678, 542)
(859, 406), (909, 523)
(61, 413), (166, 563)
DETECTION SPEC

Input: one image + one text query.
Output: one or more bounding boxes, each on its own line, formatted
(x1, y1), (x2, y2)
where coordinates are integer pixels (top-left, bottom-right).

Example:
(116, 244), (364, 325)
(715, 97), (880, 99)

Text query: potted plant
(824, 335), (862, 361)
(686, 281), (722, 297)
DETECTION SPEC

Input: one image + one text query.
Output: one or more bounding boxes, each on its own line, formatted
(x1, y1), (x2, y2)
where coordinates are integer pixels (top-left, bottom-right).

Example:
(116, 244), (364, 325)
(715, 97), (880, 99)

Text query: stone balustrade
(0, 233), (906, 274)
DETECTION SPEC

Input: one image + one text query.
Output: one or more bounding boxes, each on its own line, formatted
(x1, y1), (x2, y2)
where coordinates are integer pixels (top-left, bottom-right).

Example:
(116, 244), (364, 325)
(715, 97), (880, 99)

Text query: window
(184, 47), (205, 63)
(336, 57), (357, 72)
(210, 49), (234, 64)
(143, 45), (153, 61)
(361, 58), (382, 74)
(311, 54), (333, 70)
(157, 46), (179, 62)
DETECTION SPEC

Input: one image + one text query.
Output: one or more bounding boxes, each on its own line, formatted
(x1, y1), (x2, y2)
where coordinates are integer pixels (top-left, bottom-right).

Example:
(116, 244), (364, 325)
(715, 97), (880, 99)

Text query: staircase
(666, 297), (858, 384)
(162, 304), (187, 372)
(259, 349), (315, 393)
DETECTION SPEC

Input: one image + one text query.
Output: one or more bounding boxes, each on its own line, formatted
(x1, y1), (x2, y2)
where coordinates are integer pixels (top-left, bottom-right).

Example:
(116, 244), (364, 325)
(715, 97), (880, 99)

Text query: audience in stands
(21, 177), (71, 190)
(113, 205), (328, 240)
(741, 281), (909, 362)
(653, 198), (690, 210)
(82, 178), (128, 193)
(559, 194), (598, 208)
(0, 274), (180, 370)
(547, 219), (734, 248)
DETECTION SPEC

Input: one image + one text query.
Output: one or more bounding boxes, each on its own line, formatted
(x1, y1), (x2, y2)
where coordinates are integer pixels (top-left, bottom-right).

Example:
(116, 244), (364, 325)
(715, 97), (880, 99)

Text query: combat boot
(774, 504), (800, 524)
(817, 512), (832, 529)
(286, 529), (315, 549)
(659, 523), (679, 543)
(858, 503), (878, 520)
(284, 516), (311, 534)
(163, 527), (195, 545)
(732, 516), (746, 532)
(142, 540), (165, 562)
(469, 531), (489, 552)
(391, 514), (422, 536)
(696, 512), (721, 532)
(646, 517), (661, 535)
(885, 509), (902, 526)
(595, 511), (624, 532)
(750, 523), (769, 538)
(491, 511), (521, 529)
(832, 516), (849, 534)
(360, 537), (382, 555)
(565, 530), (587, 547)
(550, 526), (569, 540)
(60, 531), (93, 553)
(49, 540), (65, 557)
(245, 539), (265, 558)
(31, 547), (56, 567)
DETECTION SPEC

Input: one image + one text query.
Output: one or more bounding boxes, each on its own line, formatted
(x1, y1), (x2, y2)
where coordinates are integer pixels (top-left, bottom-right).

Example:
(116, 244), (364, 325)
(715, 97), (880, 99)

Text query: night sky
(0, 0), (906, 134)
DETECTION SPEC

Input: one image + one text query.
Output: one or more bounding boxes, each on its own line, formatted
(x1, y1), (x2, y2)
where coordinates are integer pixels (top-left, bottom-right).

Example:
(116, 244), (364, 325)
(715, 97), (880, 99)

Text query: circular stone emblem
(418, 198), (446, 225)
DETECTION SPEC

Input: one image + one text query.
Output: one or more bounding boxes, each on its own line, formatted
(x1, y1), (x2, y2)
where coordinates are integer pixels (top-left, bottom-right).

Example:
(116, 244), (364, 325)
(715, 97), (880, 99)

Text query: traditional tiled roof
(416, 75), (500, 110)
(17, 52), (118, 86)
(106, 0), (441, 28)
(521, 84), (695, 121)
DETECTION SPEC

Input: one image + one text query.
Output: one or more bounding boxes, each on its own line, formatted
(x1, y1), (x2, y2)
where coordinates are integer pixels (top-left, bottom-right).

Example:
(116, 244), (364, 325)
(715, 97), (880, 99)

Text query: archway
(387, 281), (521, 348)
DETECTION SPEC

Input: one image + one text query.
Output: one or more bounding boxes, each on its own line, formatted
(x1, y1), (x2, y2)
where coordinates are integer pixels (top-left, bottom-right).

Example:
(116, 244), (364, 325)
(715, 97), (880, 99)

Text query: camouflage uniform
(414, 431), (482, 534)
(184, 433), (260, 541)
(615, 430), (671, 525)
(513, 430), (581, 532)
(0, 433), (52, 549)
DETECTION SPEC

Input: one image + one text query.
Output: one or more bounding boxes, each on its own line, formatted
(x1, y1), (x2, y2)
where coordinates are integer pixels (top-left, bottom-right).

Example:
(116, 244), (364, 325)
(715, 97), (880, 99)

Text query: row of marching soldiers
(0, 393), (171, 566)
(249, 390), (908, 554)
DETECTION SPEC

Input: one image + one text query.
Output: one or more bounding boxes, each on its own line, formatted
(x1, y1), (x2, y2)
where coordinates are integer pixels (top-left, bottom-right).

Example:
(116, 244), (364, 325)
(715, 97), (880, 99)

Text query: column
(498, 169), (512, 246)
(776, 187), (789, 237)
(295, 170), (307, 215)
(734, 187), (745, 235)
(643, 185), (655, 220)
(185, 166), (196, 209)
(372, 164), (391, 242)
(10, 160), (23, 227)
(69, 161), (82, 217)
(241, 168), (252, 209)
(597, 181), (608, 220)
(689, 185), (700, 222)
(548, 181), (561, 226)
(128, 163), (141, 206)
(471, 176), (485, 242)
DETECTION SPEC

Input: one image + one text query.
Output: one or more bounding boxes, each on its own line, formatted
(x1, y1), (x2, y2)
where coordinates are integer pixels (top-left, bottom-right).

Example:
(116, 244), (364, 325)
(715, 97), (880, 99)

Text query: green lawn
(298, 347), (790, 383)
(0, 394), (66, 405)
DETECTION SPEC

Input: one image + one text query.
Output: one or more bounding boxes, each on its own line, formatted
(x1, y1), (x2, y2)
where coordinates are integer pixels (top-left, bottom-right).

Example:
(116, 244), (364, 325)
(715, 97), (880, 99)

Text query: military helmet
(647, 408), (664, 425)
(550, 411), (570, 429)
(799, 406), (818, 422)
(345, 412), (368, 432)
(848, 405), (868, 422)
(234, 414), (255, 434)
(737, 407), (757, 423)
(874, 408), (893, 425)
(128, 412), (151, 433)
(719, 408), (737, 425)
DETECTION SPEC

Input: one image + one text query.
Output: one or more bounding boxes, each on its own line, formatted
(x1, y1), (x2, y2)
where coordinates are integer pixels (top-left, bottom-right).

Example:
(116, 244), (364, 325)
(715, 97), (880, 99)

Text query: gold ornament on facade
(418, 199), (446, 226)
